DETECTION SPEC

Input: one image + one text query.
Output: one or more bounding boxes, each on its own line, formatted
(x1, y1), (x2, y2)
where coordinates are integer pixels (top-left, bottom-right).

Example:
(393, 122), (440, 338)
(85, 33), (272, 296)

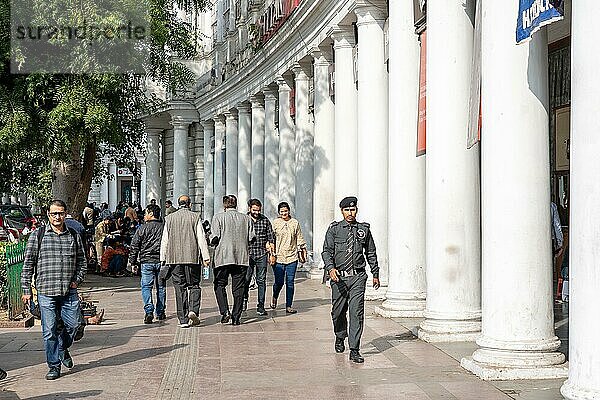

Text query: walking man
(322, 196), (379, 363)
(210, 195), (256, 325)
(160, 195), (210, 328)
(129, 204), (166, 324)
(244, 199), (275, 316)
(21, 199), (86, 379)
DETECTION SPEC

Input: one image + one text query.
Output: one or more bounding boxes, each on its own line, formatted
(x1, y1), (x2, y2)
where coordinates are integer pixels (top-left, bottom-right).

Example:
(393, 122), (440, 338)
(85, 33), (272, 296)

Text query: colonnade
(138, 0), (600, 395)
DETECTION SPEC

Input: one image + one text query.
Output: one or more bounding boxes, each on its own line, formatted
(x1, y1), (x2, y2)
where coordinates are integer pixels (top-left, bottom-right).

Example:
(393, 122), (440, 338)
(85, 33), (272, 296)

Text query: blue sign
(516, 0), (564, 44)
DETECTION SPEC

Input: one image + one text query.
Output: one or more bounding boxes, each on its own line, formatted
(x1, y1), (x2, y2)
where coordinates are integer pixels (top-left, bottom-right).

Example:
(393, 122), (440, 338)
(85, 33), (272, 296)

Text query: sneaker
(45, 367), (60, 380)
(188, 311), (200, 326)
(178, 322), (190, 328)
(0, 368), (6, 380)
(157, 313), (167, 321)
(144, 313), (154, 324)
(257, 308), (268, 316)
(61, 349), (73, 369)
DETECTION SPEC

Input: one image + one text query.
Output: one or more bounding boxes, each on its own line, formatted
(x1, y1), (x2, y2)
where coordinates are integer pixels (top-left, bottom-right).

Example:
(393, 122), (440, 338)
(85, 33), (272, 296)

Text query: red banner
(416, 31), (427, 156)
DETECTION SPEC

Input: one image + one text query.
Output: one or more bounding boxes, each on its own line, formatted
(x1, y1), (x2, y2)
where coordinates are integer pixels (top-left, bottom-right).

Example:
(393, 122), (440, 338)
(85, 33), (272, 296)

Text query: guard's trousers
(331, 271), (367, 350)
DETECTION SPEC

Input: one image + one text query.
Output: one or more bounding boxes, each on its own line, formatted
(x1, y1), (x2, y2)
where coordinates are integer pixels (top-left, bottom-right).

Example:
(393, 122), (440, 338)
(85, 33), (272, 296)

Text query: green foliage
(0, 0), (208, 200)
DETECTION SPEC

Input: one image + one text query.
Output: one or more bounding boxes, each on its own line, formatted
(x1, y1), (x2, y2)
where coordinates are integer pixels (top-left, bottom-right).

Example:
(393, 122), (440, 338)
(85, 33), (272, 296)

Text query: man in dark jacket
(129, 204), (165, 324)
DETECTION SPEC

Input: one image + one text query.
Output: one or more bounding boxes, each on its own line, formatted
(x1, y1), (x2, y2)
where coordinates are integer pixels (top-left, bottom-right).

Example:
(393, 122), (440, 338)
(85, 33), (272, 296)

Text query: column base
(418, 317), (481, 342)
(561, 379), (600, 400)
(461, 357), (568, 381)
(366, 285), (387, 300)
(374, 298), (426, 318)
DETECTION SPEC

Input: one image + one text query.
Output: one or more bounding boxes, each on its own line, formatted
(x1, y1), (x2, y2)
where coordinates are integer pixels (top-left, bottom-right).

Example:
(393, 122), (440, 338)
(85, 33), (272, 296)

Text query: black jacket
(129, 220), (164, 264)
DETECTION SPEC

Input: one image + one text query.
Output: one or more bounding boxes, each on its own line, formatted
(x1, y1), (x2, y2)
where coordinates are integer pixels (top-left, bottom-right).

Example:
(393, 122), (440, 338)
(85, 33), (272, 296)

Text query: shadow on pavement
(0, 389), (103, 399)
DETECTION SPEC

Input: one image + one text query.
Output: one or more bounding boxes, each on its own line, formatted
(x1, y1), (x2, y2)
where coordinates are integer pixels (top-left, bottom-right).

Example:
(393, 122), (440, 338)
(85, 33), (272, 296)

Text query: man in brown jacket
(160, 195), (210, 328)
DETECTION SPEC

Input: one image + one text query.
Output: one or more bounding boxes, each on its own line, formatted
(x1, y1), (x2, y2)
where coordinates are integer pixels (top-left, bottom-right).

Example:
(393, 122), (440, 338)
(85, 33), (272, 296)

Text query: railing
(5, 241), (27, 320)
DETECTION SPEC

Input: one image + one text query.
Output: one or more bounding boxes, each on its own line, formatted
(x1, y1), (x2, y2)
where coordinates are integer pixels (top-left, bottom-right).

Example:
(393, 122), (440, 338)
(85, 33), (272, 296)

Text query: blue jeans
(38, 289), (81, 369)
(141, 263), (166, 315)
(272, 261), (298, 308)
(244, 254), (268, 309)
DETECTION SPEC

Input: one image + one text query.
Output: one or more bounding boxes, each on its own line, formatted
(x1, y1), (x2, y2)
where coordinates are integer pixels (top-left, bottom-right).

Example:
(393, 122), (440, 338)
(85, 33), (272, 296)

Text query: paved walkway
(0, 273), (567, 399)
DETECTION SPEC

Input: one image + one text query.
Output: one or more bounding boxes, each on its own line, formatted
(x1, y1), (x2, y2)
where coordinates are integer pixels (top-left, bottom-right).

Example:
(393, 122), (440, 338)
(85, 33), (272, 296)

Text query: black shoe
(45, 367), (60, 380)
(220, 312), (231, 324)
(157, 313), (166, 321)
(0, 368), (7, 380)
(349, 349), (364, 364)
(61, 349), (73, 369)
(335, 338), (345, 353)
(231, 317), (241, 326)
(242, 299), (248, 311)
(144, 313), (154, 324)
(257, 308), (267, 316)
(74, 324), (85, 342)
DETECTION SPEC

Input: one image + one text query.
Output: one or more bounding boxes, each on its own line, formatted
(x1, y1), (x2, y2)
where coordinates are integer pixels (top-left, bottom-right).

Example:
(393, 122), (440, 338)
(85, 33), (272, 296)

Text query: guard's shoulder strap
(36, 225), (46, 253)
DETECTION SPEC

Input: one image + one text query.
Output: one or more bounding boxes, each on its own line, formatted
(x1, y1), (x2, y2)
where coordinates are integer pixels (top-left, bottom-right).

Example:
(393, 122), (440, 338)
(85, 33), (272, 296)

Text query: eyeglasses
(49, 212), (65, 218)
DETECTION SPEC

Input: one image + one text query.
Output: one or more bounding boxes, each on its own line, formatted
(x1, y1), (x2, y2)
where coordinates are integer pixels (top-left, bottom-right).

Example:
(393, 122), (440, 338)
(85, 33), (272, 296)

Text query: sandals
(270, 298), (277, 309)
(286, 307), (297, 314)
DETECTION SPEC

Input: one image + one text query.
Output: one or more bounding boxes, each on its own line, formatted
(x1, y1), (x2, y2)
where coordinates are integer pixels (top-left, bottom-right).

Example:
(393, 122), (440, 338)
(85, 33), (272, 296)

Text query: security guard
(322, 196), (379, 363)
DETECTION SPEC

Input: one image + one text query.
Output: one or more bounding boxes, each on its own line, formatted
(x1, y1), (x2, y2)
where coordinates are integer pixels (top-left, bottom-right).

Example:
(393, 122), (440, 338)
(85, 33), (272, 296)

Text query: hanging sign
(516, 0), (564, 44)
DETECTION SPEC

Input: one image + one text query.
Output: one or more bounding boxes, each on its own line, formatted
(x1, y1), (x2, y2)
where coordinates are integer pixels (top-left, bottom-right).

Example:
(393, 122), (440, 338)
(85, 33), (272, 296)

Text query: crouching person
(21, 200), (86, 380)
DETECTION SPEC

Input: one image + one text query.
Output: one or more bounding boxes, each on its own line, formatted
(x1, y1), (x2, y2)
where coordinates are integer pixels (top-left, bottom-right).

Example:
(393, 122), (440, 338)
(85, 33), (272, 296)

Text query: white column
(100, 164), (109, 205)
(311, 48), (335, 272)
(461, 0), (567, 379)
(561, 2), (600, 398)
(224, 110), (239, 196)
(192, 123), (204, 211)
(237, 103), (252, 210)
(263, 87), (280, 219)
(375, 0), (426, 318)
(213, 116), (226, 213)
(353, 1), (389, 298)
(292, 63), (314, 252)
(202, 120), (215, 221)
(139, 160), (147, 207)
(251, 94), (266, 202)
(418, 0), (481, 342)
(1, 193), (9, 204)
(10, 194), (18, 205)
(330, 26), (358, 203)
(277, 76), (296, 210)
(171, 118), (191, 201)
(18, 193), (27, 206)
(145, 128), (162, 206)
(108, 162), (118, 211)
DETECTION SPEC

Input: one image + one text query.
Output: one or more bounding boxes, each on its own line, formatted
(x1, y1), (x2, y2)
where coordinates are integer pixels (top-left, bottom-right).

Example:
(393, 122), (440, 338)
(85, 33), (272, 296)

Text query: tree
(0, 0), (208, 216)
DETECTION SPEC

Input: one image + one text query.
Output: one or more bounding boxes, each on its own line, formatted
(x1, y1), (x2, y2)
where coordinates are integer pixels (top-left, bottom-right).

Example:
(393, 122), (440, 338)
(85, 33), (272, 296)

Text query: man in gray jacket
(160, 195), (210, 328)
(210, 195), (256, 325)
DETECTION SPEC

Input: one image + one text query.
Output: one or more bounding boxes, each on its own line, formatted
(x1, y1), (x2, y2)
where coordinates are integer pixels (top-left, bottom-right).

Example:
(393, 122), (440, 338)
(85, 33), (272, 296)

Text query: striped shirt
(248, 213), (275, 259)
(21, 225), (86, 296)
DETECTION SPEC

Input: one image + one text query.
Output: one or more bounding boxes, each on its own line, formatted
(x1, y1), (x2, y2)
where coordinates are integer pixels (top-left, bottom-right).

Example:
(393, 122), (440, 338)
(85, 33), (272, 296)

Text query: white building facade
(89, 0), (600, 396)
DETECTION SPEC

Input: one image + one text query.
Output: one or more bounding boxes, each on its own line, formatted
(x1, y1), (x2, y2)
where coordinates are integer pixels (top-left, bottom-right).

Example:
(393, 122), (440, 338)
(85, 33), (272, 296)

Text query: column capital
(292, 63), (311, 81)
(213, 114), (226, 126)
(168, 107), (199, 128)
(237, 102), (252, 114)
(310, 47), (333, 66)
(224, 109), (238, 120)
(275, 76), (292, 91)
(145, 128), (163, 136)
(262, 86), (278, 100)
(351, 0), (388, 26)
(201, 119), (215, 129)
(328, 25), (356, 49)
(250, 94), (265, 107)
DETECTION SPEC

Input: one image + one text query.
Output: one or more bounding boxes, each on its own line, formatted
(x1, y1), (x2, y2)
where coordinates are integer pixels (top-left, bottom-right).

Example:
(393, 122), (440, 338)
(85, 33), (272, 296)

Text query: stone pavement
(0, 273), (568, 399)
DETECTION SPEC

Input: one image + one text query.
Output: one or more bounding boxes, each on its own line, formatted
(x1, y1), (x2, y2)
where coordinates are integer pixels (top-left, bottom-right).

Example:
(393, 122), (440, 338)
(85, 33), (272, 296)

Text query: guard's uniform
(322, 217), (378, 351)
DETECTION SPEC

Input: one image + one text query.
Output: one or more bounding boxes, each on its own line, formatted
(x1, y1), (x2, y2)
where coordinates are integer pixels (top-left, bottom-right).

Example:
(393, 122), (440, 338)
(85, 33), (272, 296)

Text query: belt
(339, 268), (365, 277)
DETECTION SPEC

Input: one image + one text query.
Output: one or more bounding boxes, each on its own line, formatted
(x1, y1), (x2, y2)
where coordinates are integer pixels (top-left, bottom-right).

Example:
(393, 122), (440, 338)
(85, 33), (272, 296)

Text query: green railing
(5, 241), (27, 320)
